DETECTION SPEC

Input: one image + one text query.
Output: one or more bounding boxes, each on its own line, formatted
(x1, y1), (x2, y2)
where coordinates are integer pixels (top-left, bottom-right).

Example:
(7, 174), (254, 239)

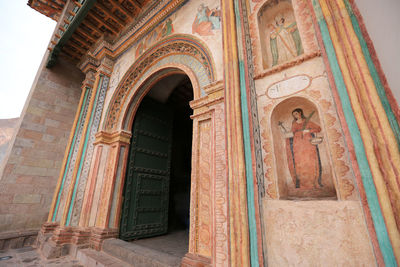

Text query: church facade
(0, 0), (399, 266)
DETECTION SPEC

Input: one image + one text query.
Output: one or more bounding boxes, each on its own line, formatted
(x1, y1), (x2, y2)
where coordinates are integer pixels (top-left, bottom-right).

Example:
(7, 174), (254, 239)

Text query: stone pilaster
(91, 131), (131, 229)
(220, 0), (251, 265)
(183, 81), (229, 266)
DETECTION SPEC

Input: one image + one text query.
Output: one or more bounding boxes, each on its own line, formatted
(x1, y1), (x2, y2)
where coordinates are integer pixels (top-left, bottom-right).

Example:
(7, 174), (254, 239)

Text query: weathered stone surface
(77, 248), (130, 267)
(0, 215), (14, 231)
(0, 229), (38, 250)
(13, 194), (41, 204)
(0, 246), (84, 266)
(103, 238), (181, 267)
(41, 241), (62, 259)
(0, 57), (84, 233)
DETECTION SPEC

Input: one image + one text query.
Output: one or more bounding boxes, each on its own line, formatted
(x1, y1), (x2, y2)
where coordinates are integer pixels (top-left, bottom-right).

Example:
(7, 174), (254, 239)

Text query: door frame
(82, 36), (228, 264)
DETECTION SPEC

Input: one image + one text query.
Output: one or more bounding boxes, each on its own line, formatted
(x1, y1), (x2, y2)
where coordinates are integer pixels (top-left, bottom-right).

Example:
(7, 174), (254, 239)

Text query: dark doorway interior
(122, 74), (193, 260)
(167, 76), (193, 233)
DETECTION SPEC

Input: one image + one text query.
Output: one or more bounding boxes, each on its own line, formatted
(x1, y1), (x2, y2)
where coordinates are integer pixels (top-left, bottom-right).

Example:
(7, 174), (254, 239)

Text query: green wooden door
(120, 97), (173, 241)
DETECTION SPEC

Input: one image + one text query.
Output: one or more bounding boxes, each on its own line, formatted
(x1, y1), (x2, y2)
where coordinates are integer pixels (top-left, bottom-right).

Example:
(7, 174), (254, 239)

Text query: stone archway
(74, 36), (229, 266)
(103, 34), (216, 132)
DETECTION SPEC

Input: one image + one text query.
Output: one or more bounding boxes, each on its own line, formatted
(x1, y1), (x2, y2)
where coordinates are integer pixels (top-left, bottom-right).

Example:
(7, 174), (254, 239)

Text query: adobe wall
(0, 55), (84, 234)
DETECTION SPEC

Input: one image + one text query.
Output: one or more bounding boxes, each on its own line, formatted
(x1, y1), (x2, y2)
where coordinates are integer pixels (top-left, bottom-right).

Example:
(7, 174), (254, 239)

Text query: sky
(0, 1), (55, 119)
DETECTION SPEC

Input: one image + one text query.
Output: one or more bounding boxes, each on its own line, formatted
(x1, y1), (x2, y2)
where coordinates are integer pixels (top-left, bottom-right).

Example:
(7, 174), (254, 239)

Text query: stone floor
(0, 230), (189, 267)
(0, 246), (83, 267)
(130, 230), (189, 258)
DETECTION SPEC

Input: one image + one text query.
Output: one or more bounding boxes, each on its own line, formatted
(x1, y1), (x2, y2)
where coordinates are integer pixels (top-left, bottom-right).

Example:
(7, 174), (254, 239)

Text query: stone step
(76, 248), (132, 267)
(102, 238), (182, 267)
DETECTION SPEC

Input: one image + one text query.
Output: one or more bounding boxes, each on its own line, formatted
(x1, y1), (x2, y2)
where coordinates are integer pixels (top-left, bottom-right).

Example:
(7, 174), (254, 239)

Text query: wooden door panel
(120, 97), (173, 241)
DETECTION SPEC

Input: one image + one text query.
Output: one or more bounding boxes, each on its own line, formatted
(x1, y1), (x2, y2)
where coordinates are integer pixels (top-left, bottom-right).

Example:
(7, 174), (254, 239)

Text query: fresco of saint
(192, 4), (221, 36)
(269, 14), (303, 66)
(279, 108), (323, 189)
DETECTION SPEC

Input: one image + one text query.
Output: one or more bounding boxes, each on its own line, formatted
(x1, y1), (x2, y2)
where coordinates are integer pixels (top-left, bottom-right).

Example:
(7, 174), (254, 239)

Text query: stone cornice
(190, 80), (224, 117)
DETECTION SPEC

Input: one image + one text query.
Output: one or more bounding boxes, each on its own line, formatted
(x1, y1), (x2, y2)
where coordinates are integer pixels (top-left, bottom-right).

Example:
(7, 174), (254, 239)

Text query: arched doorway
(119, 73), (193, 258)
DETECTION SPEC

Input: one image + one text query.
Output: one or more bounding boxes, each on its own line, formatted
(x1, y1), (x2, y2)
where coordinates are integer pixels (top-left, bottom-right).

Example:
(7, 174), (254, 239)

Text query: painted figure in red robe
(192, 4), (221, 36)
(283, 108), (323, 189)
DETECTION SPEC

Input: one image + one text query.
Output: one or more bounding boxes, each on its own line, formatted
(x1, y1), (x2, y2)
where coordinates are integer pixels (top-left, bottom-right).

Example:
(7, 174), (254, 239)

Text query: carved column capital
(190, 80), (224, 118)
(81, 68), (97, 89)
(96, 55), (115, 77)
(94, 130), (132, 146)
(79, 54), (99, 75)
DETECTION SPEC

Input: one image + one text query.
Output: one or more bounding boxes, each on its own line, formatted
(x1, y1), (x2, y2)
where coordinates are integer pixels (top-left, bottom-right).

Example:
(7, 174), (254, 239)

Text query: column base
(39, 225), (75, 259)
(41, 240), (71, 259)
(36, 222), (58, 254)
(90, 227), (118, 250)
(37, 223), (96, 259)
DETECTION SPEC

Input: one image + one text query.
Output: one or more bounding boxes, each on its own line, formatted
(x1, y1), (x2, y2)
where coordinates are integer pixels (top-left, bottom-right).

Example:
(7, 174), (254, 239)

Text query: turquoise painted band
(52, 88), (90, 221)
(66, 76), (103, 226)
(234, 0), (260, 265)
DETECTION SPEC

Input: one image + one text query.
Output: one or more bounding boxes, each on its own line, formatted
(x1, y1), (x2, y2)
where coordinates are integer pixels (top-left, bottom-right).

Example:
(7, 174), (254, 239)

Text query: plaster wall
(354, 0), (400, 105)
(264, 200), (375, 266)
(0, 56), (84, 232)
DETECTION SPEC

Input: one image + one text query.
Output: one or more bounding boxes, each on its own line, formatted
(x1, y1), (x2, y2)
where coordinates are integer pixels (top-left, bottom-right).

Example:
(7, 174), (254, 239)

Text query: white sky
(0, 1), (55, 119)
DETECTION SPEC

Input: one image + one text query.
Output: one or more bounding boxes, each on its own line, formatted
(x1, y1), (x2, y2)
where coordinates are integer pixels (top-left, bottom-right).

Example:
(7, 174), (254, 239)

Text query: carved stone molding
(105, 35), (216, 131)
(94, 131), (132, 145)
(81, 69), (96, 89)
(79, 54), (100, 75)
(203, 80), (224, 95)
(254, 51), (322, 80)
(190, 80), (224, 117)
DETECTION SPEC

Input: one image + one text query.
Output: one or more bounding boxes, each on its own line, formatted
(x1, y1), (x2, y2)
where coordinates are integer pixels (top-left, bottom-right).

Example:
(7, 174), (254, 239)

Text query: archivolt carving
(105, 35), (216, 131)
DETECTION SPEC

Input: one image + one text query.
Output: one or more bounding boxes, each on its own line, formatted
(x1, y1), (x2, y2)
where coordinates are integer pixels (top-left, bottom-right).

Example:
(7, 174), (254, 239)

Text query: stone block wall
(0, 56), (84, 234)
(0, 229), (38, 250)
